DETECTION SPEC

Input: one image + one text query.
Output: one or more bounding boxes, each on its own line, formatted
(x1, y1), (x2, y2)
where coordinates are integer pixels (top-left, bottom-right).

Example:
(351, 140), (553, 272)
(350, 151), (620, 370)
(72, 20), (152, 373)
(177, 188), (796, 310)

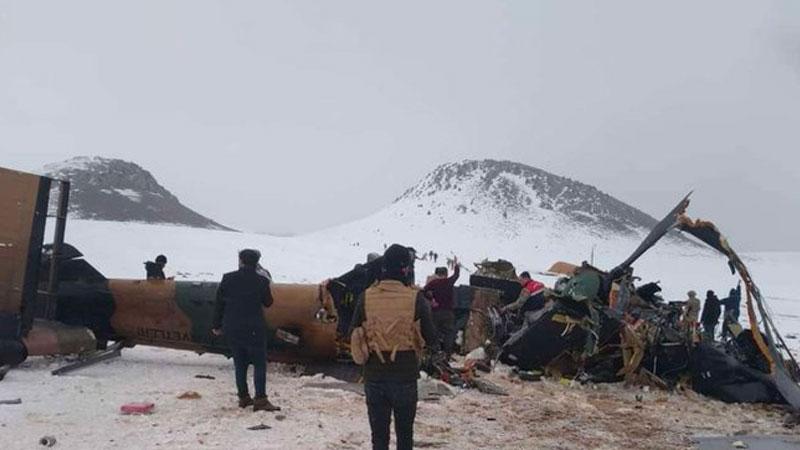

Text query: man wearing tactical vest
(349, 244), (439, 450)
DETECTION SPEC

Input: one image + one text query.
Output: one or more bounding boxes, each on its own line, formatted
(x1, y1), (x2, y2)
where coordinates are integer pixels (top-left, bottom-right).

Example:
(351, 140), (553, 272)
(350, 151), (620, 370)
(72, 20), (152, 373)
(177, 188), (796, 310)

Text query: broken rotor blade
(676, 213), (800, 409)
(609, 192), (692, 277)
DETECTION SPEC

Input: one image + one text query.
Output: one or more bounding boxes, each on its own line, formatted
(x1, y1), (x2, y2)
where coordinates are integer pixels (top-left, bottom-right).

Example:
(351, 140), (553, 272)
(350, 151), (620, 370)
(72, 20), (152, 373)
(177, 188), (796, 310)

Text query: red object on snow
(120, 402), (155, 415)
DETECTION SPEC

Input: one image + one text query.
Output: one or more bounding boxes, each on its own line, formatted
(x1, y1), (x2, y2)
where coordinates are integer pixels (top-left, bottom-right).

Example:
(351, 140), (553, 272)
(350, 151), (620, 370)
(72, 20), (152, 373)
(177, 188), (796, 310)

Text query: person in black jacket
(721, 283), (742, 339)
(701, 290), (722, 342)
(144, 254), (167, 280)
(212, 249), (280, 412)
(349, 244), (439, 450)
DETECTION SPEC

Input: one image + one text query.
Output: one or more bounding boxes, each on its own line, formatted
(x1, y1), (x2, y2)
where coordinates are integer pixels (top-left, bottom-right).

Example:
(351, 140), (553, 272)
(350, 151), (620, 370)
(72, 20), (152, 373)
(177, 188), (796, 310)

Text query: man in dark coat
(144, 254), (167, 280)
(212, 249), (280, 412)
(701, 290), (722, 342)
(349, 244), (439, 450)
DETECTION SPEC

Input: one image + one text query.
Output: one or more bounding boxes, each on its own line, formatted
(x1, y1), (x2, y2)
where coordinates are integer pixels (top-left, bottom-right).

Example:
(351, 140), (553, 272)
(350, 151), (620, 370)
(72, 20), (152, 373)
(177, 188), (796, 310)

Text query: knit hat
(383, 244), (411, 272)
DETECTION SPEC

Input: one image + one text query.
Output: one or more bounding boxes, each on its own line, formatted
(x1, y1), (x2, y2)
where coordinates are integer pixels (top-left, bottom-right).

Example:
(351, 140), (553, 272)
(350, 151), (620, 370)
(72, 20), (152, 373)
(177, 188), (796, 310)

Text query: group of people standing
(683, 283), (742, 342)
(203, 242), (749, 450)
(210, 244), (444, 450)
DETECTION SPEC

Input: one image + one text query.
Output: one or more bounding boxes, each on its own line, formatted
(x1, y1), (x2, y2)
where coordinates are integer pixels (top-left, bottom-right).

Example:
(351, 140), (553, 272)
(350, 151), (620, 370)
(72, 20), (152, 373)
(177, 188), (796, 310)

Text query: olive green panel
(174, 281), (228, 353)
(560, 271), (602, 302)
(173, 281), (295, 355)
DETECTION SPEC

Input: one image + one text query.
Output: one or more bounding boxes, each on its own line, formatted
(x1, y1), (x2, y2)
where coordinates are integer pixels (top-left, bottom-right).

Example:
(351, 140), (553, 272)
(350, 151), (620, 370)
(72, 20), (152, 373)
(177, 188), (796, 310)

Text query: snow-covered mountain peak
(397, 159), (657, 236)
(44, 156), (232, 231)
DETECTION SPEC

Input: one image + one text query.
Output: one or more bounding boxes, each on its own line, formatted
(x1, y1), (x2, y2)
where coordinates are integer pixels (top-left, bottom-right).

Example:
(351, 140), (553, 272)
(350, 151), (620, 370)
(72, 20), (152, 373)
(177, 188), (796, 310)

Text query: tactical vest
(360, 280), (423, 363)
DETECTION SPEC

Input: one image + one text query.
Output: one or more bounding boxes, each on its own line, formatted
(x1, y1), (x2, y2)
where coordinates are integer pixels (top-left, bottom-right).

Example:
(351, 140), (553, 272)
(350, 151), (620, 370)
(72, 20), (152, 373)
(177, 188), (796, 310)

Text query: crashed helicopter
(474, 194), (800, 408)
(0, 166), (494, 378)
(1, 165), (799, 410)
(0, 166), (351, 376)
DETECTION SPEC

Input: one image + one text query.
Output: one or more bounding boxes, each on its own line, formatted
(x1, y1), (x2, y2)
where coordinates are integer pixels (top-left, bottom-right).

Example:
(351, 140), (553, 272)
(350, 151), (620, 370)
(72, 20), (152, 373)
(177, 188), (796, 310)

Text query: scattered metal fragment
(418, 379), (457, 401)
(0, 398), (21, 405)
(51, 341), (125, 376)
(177, 391), (201, 400)
(471, 378), (508, 396)
(247, 424), (271, 431)
(39, 436), (57, 447)
(194, 374), (216, 380)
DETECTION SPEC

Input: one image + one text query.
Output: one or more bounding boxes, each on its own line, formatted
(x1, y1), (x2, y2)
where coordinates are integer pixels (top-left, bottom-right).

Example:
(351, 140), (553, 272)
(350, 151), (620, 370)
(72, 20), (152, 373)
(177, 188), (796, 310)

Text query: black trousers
(432, 309), (456, 355)
(231, 344), (266, 398)
(364, 381), (418, 450)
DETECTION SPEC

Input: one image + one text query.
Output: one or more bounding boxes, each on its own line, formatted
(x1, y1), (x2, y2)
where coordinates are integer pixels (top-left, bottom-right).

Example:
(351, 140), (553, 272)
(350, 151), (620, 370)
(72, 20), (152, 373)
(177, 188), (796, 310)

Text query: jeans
(432, 309), (456, 355)
(231, 344), (266, 398)
(364, 381), (418, 450)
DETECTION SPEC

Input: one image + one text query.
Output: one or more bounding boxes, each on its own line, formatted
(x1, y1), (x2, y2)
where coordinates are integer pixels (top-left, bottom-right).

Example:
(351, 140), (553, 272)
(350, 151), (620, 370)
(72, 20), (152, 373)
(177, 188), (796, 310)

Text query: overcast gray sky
(1, 1), (798, 250)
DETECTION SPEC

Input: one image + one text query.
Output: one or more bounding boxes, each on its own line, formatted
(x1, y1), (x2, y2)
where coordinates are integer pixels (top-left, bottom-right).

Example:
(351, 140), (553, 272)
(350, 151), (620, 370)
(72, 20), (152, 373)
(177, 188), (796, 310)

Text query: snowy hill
(44, 156), (232, 230)
(310, 159), (697, 271)
(397, 159), (657, 235)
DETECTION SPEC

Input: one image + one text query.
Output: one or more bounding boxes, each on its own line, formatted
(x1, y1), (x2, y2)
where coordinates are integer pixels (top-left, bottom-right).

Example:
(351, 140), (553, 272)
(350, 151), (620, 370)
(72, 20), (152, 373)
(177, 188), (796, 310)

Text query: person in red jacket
(501, 271), (546, 317)
(423, 257), (461, 356)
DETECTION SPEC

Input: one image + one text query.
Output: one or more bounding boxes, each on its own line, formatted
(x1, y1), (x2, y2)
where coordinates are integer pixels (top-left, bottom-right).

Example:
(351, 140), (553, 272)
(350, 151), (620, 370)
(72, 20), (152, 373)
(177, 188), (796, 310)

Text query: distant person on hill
(144, 254), (167, 280)
(701, 290), (722, 341)
(423, 259), (461, 357)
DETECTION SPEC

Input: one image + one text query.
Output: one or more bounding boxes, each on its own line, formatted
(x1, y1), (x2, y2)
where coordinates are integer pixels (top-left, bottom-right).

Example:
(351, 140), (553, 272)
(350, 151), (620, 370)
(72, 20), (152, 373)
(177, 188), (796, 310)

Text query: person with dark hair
(144, 254), (167, 280)
(212, 249), (279, 412)
(501, 271), (546, 318)
(349, 243), (439, 450)
(701, 290), (722, 341)
(423, 259), (461, 357)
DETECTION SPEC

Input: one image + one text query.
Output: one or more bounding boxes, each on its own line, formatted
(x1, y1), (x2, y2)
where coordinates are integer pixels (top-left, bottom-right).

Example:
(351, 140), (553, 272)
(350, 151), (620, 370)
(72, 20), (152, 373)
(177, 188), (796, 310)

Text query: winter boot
(238, 394), (253, 408)
(253, 396), (281, 412)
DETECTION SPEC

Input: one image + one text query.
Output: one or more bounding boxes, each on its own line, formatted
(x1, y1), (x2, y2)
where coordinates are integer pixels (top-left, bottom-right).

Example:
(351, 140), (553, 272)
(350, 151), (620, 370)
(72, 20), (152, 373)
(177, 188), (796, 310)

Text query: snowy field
(1, 346), (794, 450)
(1, 219), (800, 449)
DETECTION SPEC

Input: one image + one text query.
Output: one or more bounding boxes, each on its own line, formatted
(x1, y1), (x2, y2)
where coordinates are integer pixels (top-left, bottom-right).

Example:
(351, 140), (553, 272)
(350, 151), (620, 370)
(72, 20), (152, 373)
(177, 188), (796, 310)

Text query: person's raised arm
(448, 260), (461, 284)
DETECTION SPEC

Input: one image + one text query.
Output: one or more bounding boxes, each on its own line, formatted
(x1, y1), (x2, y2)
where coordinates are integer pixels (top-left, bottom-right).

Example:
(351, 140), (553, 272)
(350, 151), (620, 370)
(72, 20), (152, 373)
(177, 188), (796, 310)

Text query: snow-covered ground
(1, 346), (794, 450)
(2, 218), (799, 449)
